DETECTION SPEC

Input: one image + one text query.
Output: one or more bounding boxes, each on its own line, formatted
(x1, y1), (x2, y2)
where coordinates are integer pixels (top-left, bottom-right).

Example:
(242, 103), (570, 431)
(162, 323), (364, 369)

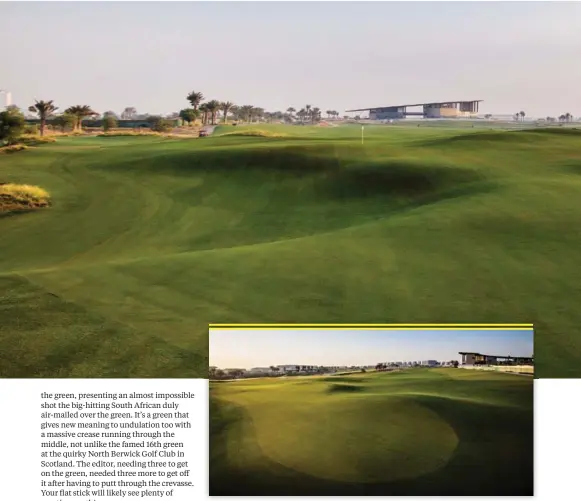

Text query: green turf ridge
(210, 368), (533, 496)
(0, 124), (579, 377)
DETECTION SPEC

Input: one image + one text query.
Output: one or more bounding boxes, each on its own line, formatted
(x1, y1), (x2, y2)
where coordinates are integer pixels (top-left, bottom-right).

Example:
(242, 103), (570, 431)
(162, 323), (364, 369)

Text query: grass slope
(1, 125), (580, 376)
(210, 368), (533, 496)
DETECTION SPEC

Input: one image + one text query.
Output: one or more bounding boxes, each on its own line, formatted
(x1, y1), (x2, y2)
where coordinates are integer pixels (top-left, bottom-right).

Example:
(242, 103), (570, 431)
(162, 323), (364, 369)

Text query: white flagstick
(361, 124), (364, 145)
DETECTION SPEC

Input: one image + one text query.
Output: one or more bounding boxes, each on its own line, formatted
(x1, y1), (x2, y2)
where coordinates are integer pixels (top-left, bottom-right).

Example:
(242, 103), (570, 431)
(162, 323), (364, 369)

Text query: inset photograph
(209, 325), (534, 496)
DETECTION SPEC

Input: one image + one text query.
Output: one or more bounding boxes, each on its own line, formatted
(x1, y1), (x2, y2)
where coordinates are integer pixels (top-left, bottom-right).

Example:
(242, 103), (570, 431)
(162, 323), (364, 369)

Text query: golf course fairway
(1, 124), (580, 377)
(210, 368), (533, 496)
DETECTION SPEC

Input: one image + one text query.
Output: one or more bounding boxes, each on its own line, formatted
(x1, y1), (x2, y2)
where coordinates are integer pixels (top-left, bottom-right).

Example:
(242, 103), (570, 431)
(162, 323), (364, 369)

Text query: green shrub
(23, 124), (39, 135)
(149, 116), (173, 133)
(0, 109), (25, 145)
(103, 115), (118, 132)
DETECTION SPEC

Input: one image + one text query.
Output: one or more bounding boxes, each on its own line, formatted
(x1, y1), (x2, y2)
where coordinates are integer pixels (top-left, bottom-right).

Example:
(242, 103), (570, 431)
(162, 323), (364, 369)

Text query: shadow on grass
(326, 383), (365, 394)
(210, 393), (532, 496)
(560, 160), (581, 175)
(419, 127), (581, 149)
(113, 143), (494, 209)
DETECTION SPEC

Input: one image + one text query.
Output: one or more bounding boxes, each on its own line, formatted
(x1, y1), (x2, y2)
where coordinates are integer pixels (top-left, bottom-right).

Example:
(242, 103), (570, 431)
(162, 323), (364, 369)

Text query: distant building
(459, 352), (534, 366)
(223, 368), (246, 377)
(347, 100), (482, 120)
(249, 367), (273, 374)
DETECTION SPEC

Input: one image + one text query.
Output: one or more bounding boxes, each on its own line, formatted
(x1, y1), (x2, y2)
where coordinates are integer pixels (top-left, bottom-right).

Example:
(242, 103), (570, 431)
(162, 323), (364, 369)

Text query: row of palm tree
(27, 100), (98, 136)
(185, 91), (334, 126)
(515, 111), (576, 123)
(185, 92), (238, 125)
(325, 110), (341, 119)
(187, 92), (273, 125)
(558, 113), (574, 122)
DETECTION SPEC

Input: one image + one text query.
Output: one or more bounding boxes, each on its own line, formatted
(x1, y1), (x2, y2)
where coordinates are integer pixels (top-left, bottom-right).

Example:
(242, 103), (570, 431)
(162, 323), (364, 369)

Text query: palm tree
(205, 100), (220, 125)
(199, 103), (209, 125)
(65, 105), (98, 131)
(221, 101), (235, 123)
(253, 107), (265, 122)
(238, 105), (253, 123)
(311, 107), (321, 123)
(286, 107), (295, 120)
(519, 111), (526, 122)
(186, 91), (204, 111)
(564, 112), (572, 123)
(297, 108), (306, 123)
(28, 100), (58, 136)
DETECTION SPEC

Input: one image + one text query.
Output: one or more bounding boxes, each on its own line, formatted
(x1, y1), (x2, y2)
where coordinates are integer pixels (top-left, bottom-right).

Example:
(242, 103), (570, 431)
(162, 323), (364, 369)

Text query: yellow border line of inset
(210, 328), (532, 331)
(209, 323), (533, 329)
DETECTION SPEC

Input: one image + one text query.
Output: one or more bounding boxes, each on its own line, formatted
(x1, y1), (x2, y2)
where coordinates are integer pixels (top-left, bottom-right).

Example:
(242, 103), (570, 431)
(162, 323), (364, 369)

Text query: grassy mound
(96, 131), (163, 137)
(216, 128), (288, 138)
(210, 369), (533, 495)
(19, 135), (58, 146)
(0, 144), (29, 154)
(0, 183), (51, 212)
(521, 127), (581, 136)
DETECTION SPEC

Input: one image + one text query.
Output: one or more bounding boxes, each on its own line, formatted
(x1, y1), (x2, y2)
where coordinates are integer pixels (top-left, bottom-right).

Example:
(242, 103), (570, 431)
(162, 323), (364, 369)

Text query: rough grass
(96, 131), (190, 139)
(0, 183), (51, 212)
(19, 135), (58, 146)
(97, 131), (164, 137)
(0, 144), (29, 154)
(210, 369), (533, 495)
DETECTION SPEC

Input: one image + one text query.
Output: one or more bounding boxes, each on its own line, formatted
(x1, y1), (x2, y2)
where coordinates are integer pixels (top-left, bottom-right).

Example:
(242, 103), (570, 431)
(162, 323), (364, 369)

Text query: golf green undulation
(249, 394), (457, 482)
(210, 369), (533, 495)
(0, 124), (579, 377)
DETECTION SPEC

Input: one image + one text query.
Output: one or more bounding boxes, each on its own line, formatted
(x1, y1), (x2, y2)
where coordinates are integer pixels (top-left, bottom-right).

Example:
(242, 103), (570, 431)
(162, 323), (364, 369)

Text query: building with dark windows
(459, 352), (534, 366)
(347, 100), (483, 119)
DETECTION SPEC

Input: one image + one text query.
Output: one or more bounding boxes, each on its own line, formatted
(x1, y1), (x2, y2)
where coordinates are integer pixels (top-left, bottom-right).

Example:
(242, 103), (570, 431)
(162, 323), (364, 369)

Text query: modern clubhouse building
(459, 352), (534, 366)
(347, 99), (483, 119)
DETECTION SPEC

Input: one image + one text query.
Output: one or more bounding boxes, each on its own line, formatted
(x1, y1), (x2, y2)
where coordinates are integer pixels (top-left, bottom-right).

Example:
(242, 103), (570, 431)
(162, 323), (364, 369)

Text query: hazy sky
(209, 329), (534, 368)
(2, 2), (580, 118)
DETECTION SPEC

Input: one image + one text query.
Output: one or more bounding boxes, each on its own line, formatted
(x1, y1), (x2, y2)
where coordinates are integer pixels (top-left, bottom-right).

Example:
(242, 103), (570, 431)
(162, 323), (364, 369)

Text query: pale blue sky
(209, 329), (534, 368)
(2, 2), (580, 117)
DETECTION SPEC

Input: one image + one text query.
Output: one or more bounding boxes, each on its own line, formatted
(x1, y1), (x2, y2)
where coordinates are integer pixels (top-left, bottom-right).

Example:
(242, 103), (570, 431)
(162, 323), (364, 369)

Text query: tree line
(178, 91), (342, 126)
(512, 111), (575, 123)
(1, 90), (345, 145)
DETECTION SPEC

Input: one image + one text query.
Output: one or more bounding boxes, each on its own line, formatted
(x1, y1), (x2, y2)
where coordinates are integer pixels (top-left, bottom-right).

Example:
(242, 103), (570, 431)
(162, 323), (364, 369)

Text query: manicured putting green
(0, 125), (580, 377)
(210, 369), (533, 496)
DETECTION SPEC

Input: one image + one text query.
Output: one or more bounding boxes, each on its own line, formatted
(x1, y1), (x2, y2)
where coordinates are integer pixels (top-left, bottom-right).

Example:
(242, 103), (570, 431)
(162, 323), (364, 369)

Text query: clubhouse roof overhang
(458, 352), (533, 360)
(346, 100), (483, 112)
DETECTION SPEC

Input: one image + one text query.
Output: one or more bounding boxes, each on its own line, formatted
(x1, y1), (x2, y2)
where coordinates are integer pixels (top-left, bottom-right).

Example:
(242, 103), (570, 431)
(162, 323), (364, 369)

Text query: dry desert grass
(0, 183), (51, 212)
